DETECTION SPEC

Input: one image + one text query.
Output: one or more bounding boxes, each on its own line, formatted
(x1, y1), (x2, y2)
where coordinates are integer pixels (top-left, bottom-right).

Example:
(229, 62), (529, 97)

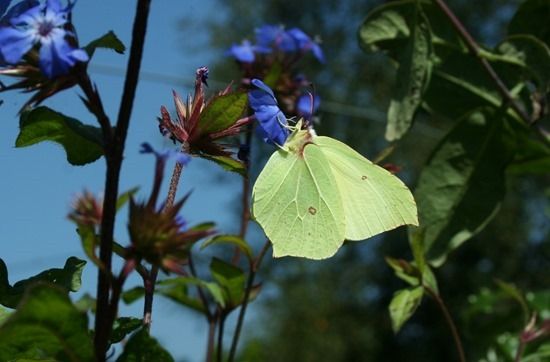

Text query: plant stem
(514, 340), (526, 362)
(424, 286), (466, 362)
(93, 1), (151, 359)
(232, 125), (253, 265)
(217, 311), (226, 362)
(433, 0), (530, 124)
(142, 266), (158, 331)
(206, 314), (217, 362)
(227, 240), (271, 362)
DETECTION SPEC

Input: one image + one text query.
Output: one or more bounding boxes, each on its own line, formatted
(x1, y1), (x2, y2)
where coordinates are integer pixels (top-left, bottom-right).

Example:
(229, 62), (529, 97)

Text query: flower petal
(0, 26), (34, 63)
(248, 79), (289, 145)
(226, 40), (255, 62)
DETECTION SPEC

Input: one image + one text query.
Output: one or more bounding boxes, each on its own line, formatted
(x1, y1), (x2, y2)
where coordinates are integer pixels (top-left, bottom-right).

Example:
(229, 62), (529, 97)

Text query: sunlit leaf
(389, 286), (423, 333)
(16, 107), (104, 166)
(198, 92), (248, 135)
(0, 284), (94, 361)
(386, 5), (432, 141)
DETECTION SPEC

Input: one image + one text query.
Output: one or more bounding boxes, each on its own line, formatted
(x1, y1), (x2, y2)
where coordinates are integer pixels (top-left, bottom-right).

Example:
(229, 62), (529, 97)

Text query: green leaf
(385, 5), (432, 141)
(497, 35), (550, 89)
(157, 277), (226, 310)
(210, 257), (246, 308)
(17, 107), (104, 166)
(116, 328), (174, 362)
(1, 257), (86, 308)
(389, 286), (423, 333)
(84, 30), (126, 56)
(526, 290), (550, 319)
(508, 0), (550, 47)
(411, 109), (514, 266)
(198, 92), (248, 135)
(0, 284), (94, 361)
(202, 154), (245, 175)
(0, 306), (11, 325)
(523, 343), (550, 362)
(122, 286), (145, 305)
(263, 62), (283, 88)
(110, 317), (143, 344)
(421, 265), (438, 294)
(117, 187), (140, 211)
(385, 257), (420, 287)
(201, 235), (253, 262)
(74, 293), (96, 314)
(494, 279), (529, 322)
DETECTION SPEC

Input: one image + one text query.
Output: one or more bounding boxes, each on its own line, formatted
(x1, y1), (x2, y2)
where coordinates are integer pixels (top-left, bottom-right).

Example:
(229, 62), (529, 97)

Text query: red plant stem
(206, 315), (217, 362)
(93, 0), (151, 359)
(424, 286), (466, 362)
(142, 266), (159, 331)
(227, 240), (272, 362)
(217, 311), (226, 362)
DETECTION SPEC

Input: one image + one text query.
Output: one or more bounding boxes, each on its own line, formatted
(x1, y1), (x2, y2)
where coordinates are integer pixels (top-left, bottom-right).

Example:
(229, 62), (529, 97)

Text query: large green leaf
(388, 286), (423, 333)
(0, 284), (94, 361)
(197, 92), (248, 135)
(411, 109), (514, 266)
(16, 107), (104, 166)
(84, 30), (126, 56)
(1, 257), (86, 308)
(508, 0), (550, 47)
(117, 328), (174, 362)
(386, 5), (432, 141)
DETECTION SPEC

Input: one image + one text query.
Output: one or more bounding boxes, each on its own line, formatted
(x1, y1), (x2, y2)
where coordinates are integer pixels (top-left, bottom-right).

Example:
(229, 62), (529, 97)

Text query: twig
(142, 265), (159, 331)
(227, 240), (272, 362)
(206, 314), (217, 362)
(424, 286), (466, 362)
(93, 0), (152, 359)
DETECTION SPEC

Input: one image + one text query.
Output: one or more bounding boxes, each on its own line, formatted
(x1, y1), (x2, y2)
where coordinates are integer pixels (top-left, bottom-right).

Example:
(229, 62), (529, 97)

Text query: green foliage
(0, 284), (94, 361)
(16, 107), (104, 166)
(110, 317), (143, 344)
(0, 257), (86, 309)
(117, 328), (174, 362)
(389, 286), (423, 333)
(198, 92), (248, 134)
(84, 30), (126, 56)
(210, 257), (246, 309)
(202, 154), (246, 175)
(201, 235), (253, 262)
(508, 0), (550, 46)
(411, 109), (514, 266)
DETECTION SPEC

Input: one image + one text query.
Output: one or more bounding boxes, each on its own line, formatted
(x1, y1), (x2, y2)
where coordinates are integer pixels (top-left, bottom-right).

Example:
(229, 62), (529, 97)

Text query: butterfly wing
(252, 145), (345, 259)
(315, 136), (418, 240)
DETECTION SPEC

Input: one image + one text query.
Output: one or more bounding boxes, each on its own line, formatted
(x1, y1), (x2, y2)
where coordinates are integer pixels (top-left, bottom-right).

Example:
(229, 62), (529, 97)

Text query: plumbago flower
(296, 93), (320, 121)
(0, 0), (88, 78)
(227, 24), (324, 64)
(248, 78), (289, 146)
(158, 66), (252, 172)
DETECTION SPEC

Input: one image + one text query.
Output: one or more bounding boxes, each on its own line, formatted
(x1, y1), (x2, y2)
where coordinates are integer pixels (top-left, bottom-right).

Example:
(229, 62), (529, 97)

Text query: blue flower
(226, 40), (255, 63)
(0, 0), (88, 78)
(226, 39), (270, 63)
(140, 142), (191, 166)
(284, 28), (324, 63)
(248, 78), (289, 145)
(296, 93), (320, 120)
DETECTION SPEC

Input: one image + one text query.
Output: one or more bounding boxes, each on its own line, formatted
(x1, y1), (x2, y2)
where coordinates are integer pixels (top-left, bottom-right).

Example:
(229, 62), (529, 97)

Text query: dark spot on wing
(361, 175), (368, 180)
(308, 206), (317, 215)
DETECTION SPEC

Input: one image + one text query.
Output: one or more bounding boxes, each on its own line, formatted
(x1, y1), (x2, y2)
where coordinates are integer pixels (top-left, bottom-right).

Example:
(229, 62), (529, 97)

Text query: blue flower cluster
(0, 0), (88, 78)
(227, 24), (324, 64)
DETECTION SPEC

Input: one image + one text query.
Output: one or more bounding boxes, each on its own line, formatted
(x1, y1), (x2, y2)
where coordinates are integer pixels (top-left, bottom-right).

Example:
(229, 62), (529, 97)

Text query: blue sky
(0, 1), (253, 360)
